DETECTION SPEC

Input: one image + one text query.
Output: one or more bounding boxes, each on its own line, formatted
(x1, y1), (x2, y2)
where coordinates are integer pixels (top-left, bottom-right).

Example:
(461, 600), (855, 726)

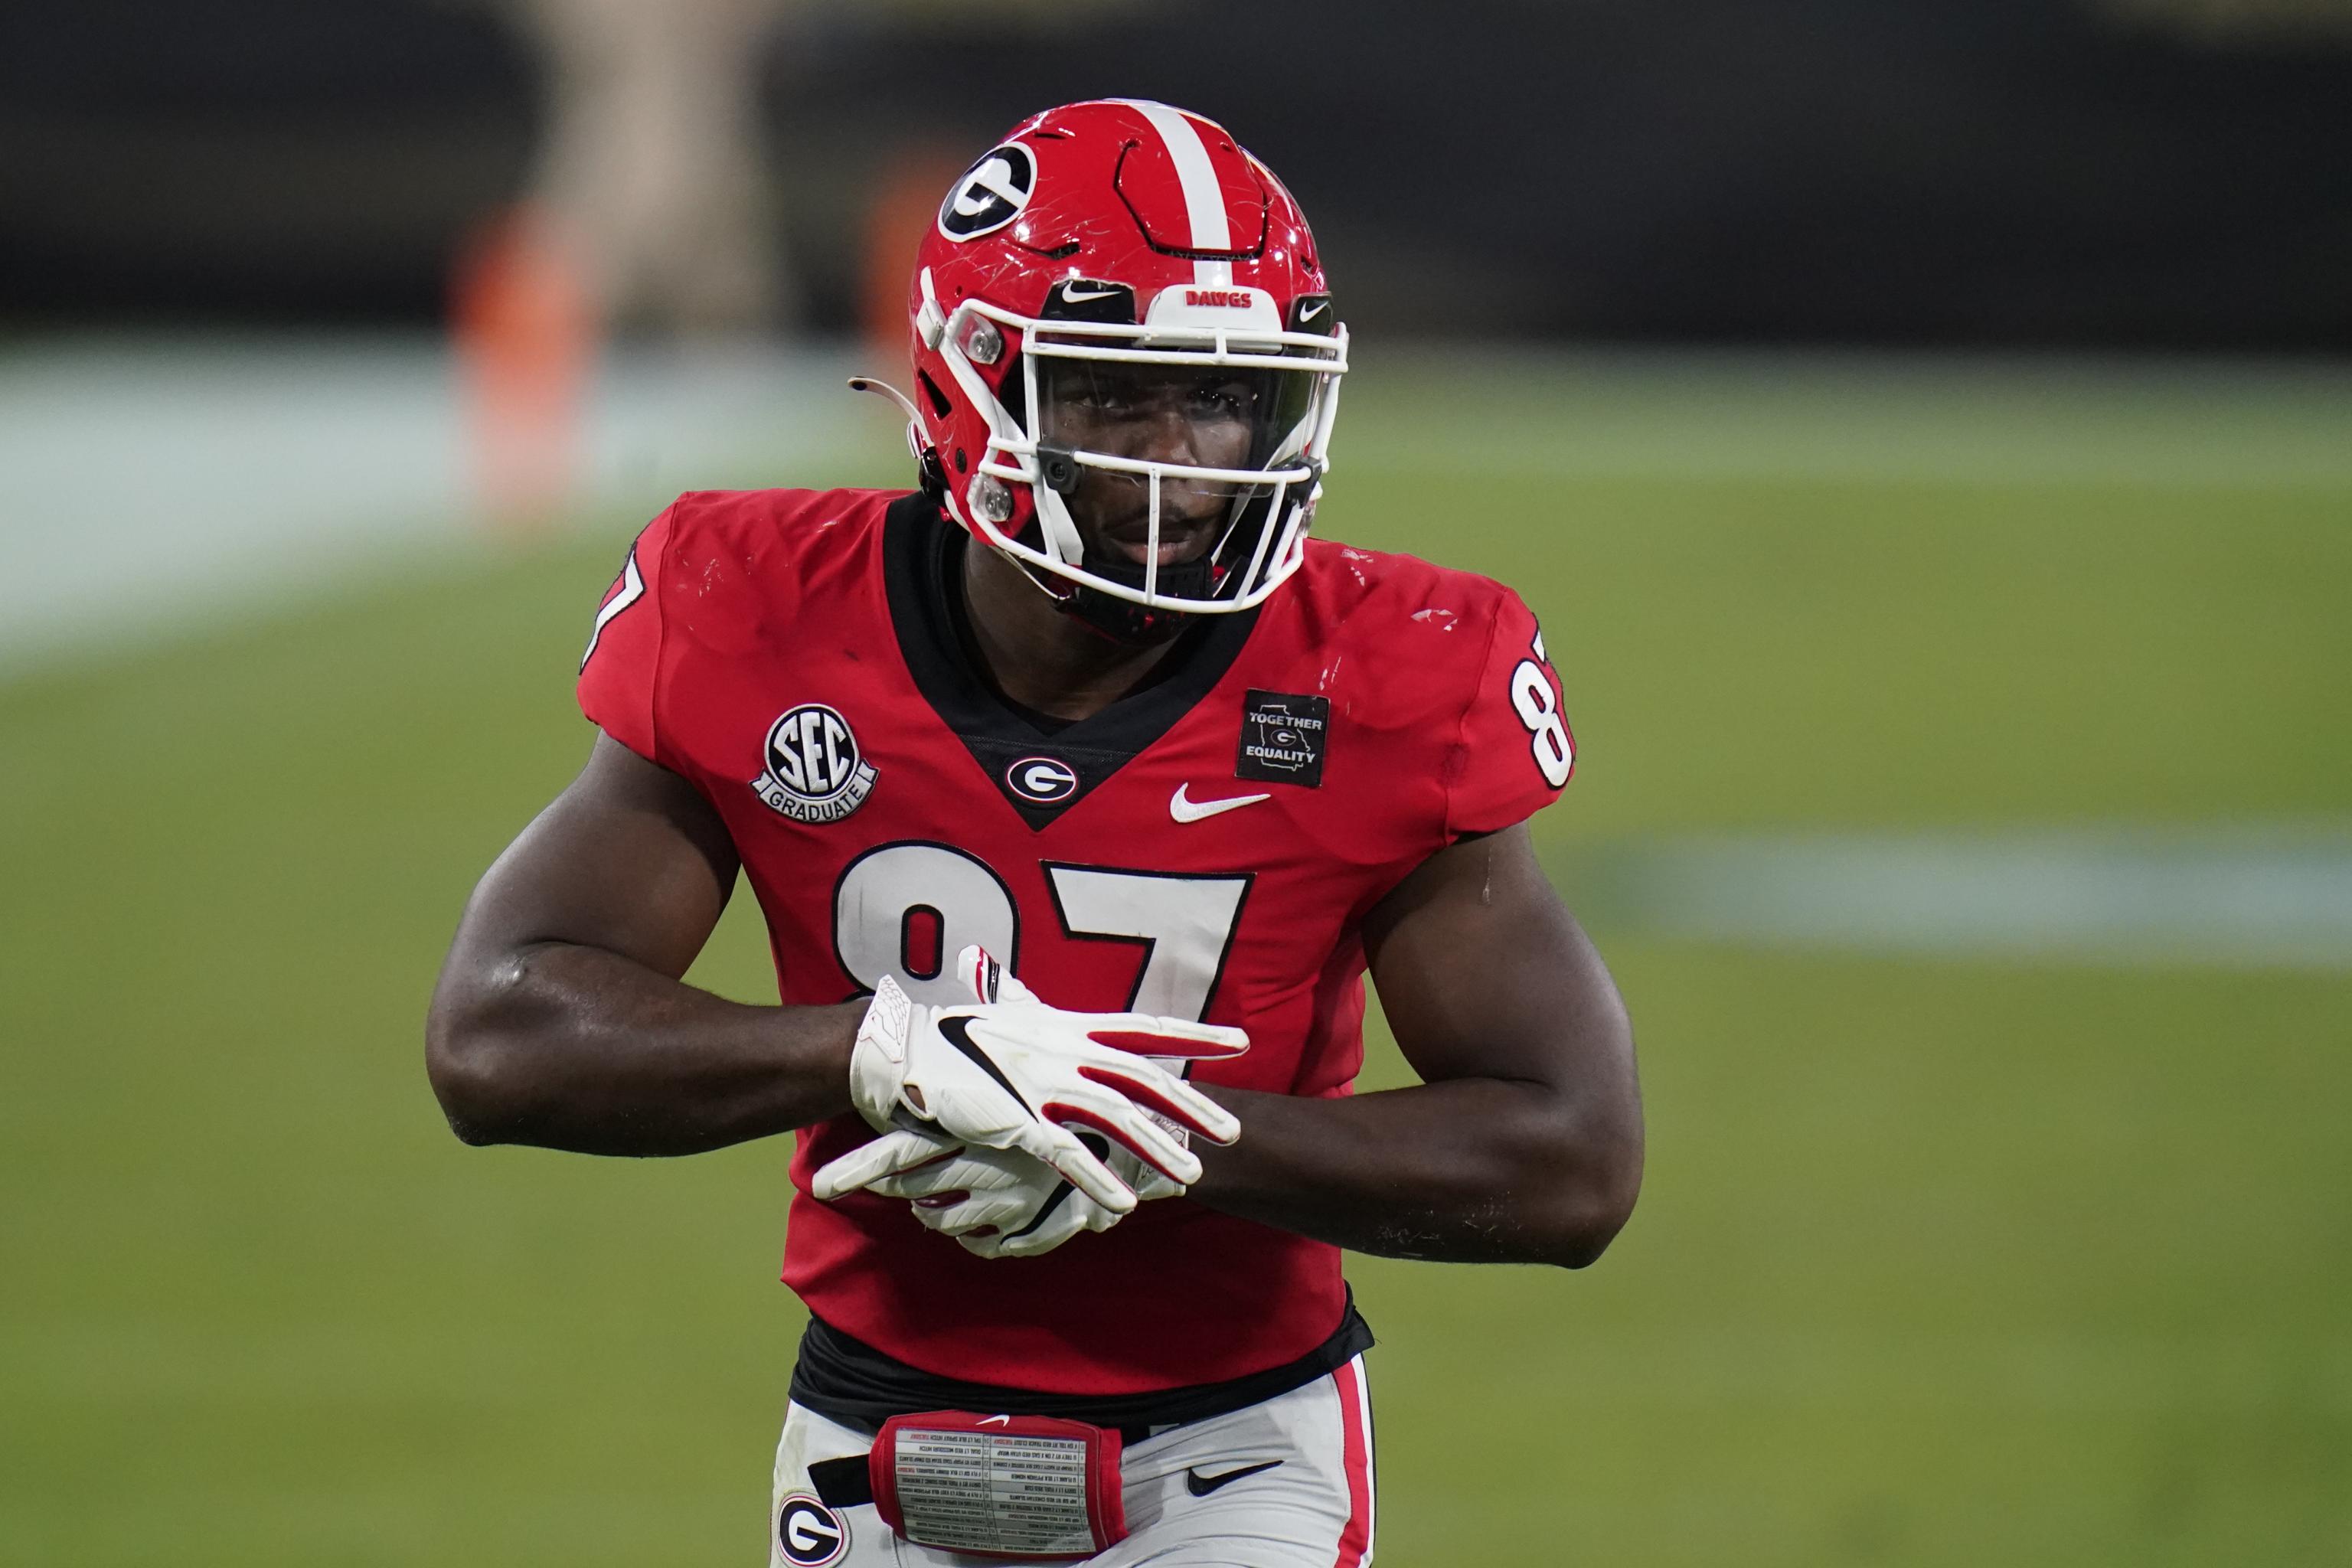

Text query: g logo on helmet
(1005, 755), (1079, 804)
(752, 704), (879, 824)
(776, 1494), (847, 1566)
(938, 143), (1036, 240)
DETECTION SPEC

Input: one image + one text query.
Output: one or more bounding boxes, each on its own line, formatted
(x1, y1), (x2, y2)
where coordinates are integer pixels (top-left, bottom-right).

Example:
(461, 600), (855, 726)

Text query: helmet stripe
(1119, 99), (1236, 284)
(1122, 100), (1230, 250)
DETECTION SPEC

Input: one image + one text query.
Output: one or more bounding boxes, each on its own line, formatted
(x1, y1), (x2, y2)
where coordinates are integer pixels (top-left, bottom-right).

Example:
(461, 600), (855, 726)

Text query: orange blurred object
(451, 204), (596, 530)
(862, 149), (963, 371)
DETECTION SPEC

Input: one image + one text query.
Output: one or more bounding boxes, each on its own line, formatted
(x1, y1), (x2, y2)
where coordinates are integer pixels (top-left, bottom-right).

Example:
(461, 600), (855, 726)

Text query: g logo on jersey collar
(938, 143), (1036, 240)
(1004, 755), (1080, 804)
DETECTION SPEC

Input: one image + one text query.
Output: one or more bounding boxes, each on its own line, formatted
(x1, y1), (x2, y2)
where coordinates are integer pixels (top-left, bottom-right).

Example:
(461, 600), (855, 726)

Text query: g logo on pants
(777, 1494), (848, 1566)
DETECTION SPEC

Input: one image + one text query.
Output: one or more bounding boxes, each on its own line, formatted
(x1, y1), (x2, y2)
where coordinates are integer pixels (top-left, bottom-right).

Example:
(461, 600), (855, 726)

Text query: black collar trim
(880, 492), (1261, 830)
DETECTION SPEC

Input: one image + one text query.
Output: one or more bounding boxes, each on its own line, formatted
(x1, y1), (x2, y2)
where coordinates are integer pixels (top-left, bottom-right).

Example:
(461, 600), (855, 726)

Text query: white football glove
(854, 959), (1203, 1258)
(811, 946), (1246, 1216)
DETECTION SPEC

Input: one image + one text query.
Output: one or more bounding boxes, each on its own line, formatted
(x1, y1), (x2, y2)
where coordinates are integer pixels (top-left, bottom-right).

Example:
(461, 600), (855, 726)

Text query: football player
(427, 99), (1643, 1567)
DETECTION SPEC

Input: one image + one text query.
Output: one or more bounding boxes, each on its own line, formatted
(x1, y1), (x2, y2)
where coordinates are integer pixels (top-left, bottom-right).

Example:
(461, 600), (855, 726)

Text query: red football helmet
(871, 100), (1348, 630)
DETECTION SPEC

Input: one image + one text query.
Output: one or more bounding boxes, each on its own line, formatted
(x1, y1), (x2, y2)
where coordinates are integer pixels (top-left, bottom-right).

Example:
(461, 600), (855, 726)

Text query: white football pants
(768, 1355), (1375, 1567)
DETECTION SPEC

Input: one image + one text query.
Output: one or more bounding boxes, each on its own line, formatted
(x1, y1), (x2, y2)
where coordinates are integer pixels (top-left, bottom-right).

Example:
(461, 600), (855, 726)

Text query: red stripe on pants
(1331, 1358), (1374, 1567)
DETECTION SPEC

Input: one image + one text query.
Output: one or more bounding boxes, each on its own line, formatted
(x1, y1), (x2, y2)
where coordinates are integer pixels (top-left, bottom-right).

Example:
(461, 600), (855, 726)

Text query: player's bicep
(1363, 823), (1631, 1097)
(452, 732), (740, 981)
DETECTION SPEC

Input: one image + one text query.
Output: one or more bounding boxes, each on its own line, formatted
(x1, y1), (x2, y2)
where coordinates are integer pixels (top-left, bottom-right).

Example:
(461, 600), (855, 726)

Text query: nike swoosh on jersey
(1170, 785), (1272, 823)
(1185, 1459), (1284, 1497)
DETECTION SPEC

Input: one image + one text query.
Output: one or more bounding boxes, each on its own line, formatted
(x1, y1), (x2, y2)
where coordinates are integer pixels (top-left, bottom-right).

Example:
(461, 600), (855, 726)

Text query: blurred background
(4, 2), (2348, 1564)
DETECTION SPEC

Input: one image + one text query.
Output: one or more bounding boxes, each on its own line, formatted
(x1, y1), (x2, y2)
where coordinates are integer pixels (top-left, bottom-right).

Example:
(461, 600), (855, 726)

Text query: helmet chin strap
(982, 537), (1198, 648)
(1061, 552), (1220, 647)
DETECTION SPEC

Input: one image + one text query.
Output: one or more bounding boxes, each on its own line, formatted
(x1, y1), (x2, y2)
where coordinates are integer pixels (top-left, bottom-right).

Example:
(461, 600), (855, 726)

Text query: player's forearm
(1187, 1080), (1642, 1268)
(426, 940), (862, 1156)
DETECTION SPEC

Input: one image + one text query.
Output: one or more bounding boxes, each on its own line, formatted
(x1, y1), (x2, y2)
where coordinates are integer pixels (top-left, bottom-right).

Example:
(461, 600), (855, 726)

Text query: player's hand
(811, 946), (1246, 1214)
(864, 1133), (1190, 1259)
(829, 958), (1214, 1258)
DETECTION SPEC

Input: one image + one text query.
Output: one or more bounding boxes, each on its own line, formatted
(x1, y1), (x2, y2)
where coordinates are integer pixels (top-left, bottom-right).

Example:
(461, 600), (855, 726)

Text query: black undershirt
(790, 1292), (1374, 1435)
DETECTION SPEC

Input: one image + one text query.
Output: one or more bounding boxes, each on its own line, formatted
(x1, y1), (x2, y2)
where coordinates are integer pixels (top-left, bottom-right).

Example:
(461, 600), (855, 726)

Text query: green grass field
(4, 354), (2348, 1565)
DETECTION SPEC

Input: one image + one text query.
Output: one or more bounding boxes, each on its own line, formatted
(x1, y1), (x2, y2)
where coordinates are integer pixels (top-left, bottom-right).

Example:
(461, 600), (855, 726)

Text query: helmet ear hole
(917, 371), (952, 420)
(954, 449), (969, 473)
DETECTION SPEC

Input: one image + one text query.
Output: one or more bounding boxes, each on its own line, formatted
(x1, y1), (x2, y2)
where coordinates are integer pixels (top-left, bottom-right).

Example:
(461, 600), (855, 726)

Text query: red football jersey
(577, 487), (1572, 1393)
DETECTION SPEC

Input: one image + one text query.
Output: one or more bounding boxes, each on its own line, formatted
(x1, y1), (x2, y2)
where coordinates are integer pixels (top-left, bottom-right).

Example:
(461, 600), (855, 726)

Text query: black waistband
(789, 1290), (1373, 1436)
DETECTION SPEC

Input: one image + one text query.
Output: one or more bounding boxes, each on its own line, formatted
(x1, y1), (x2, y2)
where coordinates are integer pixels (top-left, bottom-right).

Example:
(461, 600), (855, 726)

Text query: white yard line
(1570, 828), (2352, 970)
(0, 335), (890, 674)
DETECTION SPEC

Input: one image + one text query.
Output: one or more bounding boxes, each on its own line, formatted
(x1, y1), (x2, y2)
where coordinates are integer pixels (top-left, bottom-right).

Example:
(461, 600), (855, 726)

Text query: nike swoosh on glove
(811, 946), (1247, 1215)
(849, 958), (1209, 1257)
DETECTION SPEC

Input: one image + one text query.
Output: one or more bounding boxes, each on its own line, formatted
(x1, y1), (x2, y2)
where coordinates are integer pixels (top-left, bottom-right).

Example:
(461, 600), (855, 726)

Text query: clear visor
(1032, 354), (1313, 583)
(943, 295), (1348, 612)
